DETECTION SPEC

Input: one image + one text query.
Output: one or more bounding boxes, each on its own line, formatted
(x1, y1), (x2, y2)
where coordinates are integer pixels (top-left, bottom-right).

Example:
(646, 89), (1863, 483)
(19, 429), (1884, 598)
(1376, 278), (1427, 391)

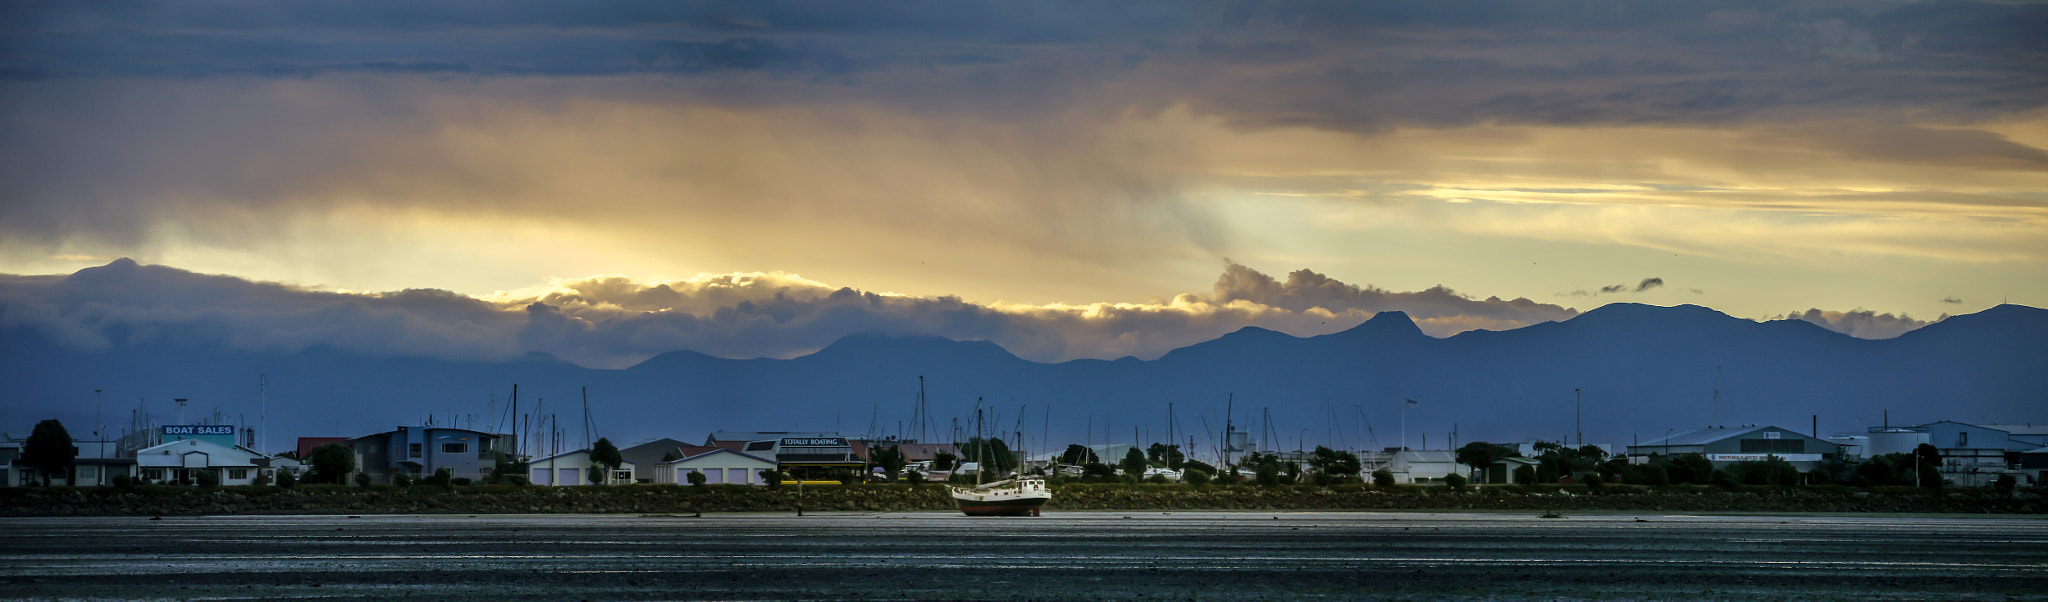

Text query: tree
(1372, 468), (1396, 487)
(1512, 465), (1535, 485)
(1733, 457), (1799, 486)
(589, 438), (623, 484)
(21, 419), (76, 486)
(932, 450), (958, 472)
(1455, 442), (1517, 480)
(960, 437), (1016, 475)
(1913, 443), (1944, 488)
(1059, 444), (1099, 466)
(1664, 454), (1715, 485)
(1307, 446), (1362, 485)
(871, 445), (907, 481)
(308, 443), (356, 485)
(1120, 447), (1149, 477)
(686, 470), (707, 486)
(1146, 442), (1186, 469)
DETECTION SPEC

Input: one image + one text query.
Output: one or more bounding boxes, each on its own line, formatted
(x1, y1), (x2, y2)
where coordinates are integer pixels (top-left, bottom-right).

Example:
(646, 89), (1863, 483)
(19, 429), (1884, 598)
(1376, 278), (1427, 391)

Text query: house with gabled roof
(134, 439), (271, 486)
(529, 448), (635, 486)
(349, 426), (504, 485)
(654, 447), (778, 486)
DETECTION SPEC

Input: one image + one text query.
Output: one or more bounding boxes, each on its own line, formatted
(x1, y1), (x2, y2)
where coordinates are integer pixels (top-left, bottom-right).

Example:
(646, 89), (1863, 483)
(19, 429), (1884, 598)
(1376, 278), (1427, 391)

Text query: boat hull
(954, 495), (1050, 516)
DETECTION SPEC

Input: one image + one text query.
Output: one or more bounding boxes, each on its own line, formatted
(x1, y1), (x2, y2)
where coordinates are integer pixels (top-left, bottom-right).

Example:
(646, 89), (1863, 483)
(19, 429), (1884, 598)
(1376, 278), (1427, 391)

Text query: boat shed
(528, 449), (635, 486)
(1628, 425), (1844, 473)
(654, 448), (778, 485)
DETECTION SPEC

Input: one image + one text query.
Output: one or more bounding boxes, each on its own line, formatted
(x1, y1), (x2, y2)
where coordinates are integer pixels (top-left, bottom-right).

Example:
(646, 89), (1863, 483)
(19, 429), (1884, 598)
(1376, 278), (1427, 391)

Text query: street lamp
(94, 389), (105, 459)
(1574, 388), (1582, 448)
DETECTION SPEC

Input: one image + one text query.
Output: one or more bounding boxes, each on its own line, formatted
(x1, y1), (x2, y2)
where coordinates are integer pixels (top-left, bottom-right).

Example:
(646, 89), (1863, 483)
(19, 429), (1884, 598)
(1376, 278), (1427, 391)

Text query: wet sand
(1, 511), (2042, 600)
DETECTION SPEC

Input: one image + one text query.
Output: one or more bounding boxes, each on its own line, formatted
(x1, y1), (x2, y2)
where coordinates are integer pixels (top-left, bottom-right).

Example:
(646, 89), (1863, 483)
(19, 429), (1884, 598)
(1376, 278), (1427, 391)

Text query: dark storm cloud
(1568, 278), (1666, 297)
(6, 1), (2042, 126)
(1209, 262), (1580, 332)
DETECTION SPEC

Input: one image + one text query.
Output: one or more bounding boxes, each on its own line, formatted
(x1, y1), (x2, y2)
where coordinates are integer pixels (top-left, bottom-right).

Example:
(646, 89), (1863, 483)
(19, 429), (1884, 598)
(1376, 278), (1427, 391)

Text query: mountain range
(3, 300), (2043, 458)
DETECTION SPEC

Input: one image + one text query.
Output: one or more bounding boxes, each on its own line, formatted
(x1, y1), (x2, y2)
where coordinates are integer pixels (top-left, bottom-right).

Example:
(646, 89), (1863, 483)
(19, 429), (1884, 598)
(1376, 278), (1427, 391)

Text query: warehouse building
(1628, 425), (1844, 473)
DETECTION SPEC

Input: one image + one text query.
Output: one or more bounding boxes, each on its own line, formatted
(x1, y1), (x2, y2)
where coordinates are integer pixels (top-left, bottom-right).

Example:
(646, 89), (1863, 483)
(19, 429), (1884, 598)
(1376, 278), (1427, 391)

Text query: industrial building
(1627, 425), (1844, 474)
(1860, 421), (2043, 487)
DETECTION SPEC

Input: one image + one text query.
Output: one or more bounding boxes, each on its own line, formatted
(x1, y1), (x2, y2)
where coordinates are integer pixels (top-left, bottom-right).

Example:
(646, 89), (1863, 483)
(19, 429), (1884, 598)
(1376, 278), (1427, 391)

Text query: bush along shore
(3, 482), (2044, 517)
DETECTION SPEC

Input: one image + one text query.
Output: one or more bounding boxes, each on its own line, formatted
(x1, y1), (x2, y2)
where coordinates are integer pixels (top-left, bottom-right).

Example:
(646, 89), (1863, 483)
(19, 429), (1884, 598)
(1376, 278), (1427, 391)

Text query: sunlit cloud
(0, 1), (2042, 328)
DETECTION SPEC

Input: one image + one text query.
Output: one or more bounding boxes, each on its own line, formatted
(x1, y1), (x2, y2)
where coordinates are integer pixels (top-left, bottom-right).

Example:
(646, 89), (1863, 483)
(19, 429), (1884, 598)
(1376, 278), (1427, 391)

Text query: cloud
(1779, 308), (1937, 339)
(1569, 277), (1667, 297)
(1940, 296), (1963, 304)
(1, 1), (2042, 322)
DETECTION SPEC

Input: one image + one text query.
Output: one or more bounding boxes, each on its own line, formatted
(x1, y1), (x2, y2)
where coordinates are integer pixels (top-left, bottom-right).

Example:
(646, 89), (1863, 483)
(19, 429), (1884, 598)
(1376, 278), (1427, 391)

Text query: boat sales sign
(163, 425), (235, 446)
(1708, 454), (1821, 463)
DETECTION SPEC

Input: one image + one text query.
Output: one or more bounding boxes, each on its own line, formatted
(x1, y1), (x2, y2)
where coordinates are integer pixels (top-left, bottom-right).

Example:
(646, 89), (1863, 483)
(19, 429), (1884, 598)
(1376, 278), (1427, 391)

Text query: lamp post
(1574, 388), (1582, 448)
(94, 389), (105, 459)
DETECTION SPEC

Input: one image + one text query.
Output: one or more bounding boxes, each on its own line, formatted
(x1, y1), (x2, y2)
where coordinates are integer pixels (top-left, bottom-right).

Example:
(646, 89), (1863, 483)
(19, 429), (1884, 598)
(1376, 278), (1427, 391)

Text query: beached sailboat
(952, 476), (1051, 516)
(950, 405), (1051, 516)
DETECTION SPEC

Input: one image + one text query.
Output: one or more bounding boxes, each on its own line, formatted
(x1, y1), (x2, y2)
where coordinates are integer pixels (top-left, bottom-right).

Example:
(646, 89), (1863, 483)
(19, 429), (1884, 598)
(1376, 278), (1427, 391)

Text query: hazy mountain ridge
(2, 303), (2042, 453)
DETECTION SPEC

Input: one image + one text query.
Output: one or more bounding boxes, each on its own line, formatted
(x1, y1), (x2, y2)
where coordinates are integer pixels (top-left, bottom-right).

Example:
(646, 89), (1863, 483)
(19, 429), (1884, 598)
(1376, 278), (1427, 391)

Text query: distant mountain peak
(1339, 310), (1428, 339)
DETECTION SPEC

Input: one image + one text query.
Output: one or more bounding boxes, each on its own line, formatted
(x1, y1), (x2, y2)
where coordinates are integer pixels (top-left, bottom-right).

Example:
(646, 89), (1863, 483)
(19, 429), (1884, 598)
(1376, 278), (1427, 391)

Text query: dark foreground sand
(1, 511), (2042, 600)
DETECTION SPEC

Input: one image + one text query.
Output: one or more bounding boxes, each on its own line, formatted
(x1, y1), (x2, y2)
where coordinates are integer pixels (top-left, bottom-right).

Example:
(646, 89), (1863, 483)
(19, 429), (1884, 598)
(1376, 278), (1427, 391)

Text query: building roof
(619, 438), (690, 465)
(135, 438), (265, 467)
(1637, 425), (1774, 447)
(531, 448), (635, 466)
(660, 447), (777, 465)
(348, 426), (500, 443)
(1980, 424), (2048, 437)
(705, 432), (839, 445)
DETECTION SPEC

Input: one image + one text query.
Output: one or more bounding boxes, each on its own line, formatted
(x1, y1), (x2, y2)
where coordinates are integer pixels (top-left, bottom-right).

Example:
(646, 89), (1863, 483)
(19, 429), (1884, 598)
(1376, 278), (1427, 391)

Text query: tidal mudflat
(1, 511), (2041, 600)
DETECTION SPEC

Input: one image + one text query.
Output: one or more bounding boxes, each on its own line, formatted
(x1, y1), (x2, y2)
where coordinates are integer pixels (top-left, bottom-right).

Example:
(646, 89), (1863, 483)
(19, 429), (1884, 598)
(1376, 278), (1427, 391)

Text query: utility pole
(1574, 388), (1582, 447)
(94, 389), (104, 459)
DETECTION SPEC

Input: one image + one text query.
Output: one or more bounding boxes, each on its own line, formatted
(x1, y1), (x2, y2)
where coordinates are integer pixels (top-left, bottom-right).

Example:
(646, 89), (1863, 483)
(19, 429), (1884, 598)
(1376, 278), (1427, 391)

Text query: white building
(134, 439), (274, 486)
(1389, 450), (1460, 484)
(654, 448), (778, 486)
(528, 449), (635, 486)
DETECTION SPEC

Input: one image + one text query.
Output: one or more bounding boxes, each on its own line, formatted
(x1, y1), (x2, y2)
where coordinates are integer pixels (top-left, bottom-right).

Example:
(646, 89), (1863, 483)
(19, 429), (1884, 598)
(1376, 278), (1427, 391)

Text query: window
(1739, 438), (1803, 454)
(409, 443), (422, 458)
(1958, 432), (1968, 446)
(228, 468), (248, 480)
(442, 443), (468, 454)
(78, 466), (98, 480)
(142, 468), (164, 481)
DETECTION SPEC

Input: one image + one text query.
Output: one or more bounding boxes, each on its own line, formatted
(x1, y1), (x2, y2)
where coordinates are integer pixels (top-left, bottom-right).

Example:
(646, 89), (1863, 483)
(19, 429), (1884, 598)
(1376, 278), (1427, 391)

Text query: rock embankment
(2, 483), (2039, 516)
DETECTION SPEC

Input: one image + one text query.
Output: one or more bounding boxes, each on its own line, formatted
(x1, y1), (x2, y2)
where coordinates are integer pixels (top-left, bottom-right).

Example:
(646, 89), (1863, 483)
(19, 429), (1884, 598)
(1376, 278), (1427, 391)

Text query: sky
(3, 1), (2045, 369)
